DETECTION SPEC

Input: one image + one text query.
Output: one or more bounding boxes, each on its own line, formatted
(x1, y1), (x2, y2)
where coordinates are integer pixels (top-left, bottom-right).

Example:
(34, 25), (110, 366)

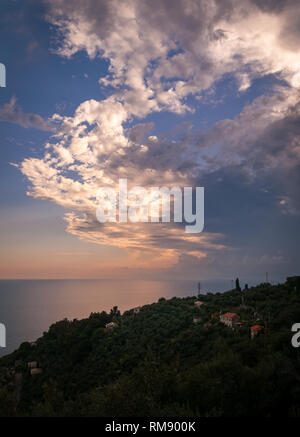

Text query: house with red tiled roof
(220, 312), (240, 328)
(250, 325), (265, 339)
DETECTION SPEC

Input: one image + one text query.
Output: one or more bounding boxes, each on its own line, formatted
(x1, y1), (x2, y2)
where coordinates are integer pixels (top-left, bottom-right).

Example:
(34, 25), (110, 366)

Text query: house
(30, 368), (43, 376)
(194, 300), (205, 308)
(105, 322), (118, 331)
(193, 316), (201, 324)
(211, 312), (219, 319)
(27, 361), (37, 369)
(220, 312), (240, 328)
(251, 325), (265, 339)
(133, 306), (141, 314)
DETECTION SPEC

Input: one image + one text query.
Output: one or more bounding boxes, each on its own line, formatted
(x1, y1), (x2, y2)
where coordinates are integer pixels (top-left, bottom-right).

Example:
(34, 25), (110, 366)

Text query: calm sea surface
(0, 279), (229, 357)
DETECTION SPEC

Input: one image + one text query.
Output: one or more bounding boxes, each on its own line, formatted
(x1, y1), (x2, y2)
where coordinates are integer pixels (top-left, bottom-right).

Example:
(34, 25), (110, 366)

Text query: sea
(0, 278), (231, 357)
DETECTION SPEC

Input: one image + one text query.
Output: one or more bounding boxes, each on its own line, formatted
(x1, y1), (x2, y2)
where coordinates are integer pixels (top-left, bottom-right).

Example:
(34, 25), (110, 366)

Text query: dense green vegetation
(1, 277), (300, 417)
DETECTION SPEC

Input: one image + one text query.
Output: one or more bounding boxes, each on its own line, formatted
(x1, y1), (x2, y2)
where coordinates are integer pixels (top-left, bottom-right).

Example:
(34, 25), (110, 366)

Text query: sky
(0, 0), (299, 284)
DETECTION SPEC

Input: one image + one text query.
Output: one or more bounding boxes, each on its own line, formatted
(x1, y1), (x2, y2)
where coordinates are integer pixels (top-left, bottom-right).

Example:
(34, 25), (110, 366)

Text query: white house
(194, 300), (205, 308)
(220, 312), (240, 328)
(105, 322), (118, 331)
(133, 307), (141, 314)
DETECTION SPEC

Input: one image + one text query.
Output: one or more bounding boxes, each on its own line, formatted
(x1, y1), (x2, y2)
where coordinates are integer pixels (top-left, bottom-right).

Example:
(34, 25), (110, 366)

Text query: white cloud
(18, 0), (300, 268)
(19, 95), (225, 267)
(46, 0), (300, 116)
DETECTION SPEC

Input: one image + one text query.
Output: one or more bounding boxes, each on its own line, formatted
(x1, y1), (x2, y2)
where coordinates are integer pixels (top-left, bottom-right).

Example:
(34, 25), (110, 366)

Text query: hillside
(1, 277), (300, 417)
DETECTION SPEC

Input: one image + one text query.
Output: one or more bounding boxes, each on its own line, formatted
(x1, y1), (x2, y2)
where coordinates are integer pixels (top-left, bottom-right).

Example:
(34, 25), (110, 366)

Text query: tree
(0, 386), (15, 416)
(236, 278), (241, 292)
(110, 306), (121, 318)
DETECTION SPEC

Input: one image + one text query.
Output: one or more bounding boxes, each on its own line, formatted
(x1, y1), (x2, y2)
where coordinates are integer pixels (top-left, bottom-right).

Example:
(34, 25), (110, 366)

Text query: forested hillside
(1, 277), (300, 417)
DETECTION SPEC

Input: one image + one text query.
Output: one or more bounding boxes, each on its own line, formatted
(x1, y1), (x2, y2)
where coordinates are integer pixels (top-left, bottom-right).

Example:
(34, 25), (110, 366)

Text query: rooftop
(251, 325), (264, 331)
(222, 312), (239, 319)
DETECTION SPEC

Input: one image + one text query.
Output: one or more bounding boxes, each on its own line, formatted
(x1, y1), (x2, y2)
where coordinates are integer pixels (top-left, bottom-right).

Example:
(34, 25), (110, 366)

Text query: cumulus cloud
(45, 0), (300, 115)
(19, 95), (225, 267)
(18, 0), (300, 268)
(0, 96), (54, 131)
